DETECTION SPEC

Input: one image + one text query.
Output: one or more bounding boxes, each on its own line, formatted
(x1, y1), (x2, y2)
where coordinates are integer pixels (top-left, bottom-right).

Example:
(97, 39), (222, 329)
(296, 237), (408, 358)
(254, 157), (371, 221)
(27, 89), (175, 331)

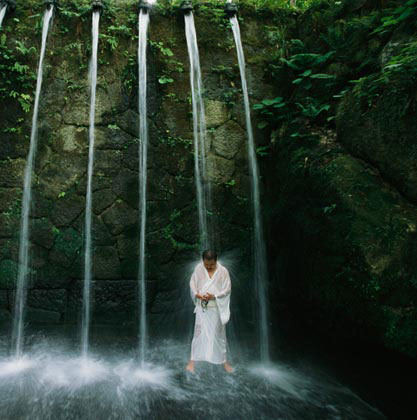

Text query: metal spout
(92, 0), (104, 13)
(225, 2), (238, 17)
(3, 0), (16, 12)
(44, 0), (58, 10)
(180, 0), (193, 15)
(138, 0), (151, 14)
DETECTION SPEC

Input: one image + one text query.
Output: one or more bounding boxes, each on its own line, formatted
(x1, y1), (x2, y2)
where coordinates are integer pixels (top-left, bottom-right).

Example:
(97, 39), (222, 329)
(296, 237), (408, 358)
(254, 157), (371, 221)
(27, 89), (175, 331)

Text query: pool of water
(0, 328), (386, 420)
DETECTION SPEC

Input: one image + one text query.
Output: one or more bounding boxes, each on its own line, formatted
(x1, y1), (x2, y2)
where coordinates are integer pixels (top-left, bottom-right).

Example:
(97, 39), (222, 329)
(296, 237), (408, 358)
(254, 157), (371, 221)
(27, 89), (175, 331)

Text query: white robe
(190, 262), (231, 364)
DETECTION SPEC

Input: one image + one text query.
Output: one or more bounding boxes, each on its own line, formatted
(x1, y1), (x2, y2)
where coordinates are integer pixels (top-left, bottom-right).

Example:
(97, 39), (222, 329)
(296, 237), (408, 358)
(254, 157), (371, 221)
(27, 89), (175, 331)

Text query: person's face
(203, 258), (217, 272)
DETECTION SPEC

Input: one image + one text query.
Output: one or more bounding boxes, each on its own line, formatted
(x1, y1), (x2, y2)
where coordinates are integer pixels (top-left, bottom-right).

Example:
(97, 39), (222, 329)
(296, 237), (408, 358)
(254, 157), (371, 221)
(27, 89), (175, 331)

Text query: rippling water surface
(0, 329), (385, 420)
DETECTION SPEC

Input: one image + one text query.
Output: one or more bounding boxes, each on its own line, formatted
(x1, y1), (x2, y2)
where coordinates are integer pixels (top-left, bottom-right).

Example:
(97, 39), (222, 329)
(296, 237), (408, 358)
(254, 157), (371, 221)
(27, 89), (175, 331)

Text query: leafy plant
(373, 0), (417, 35)
(158, 76), (174, 84)
(253, 97), (288, 128)
(150, 40), (174, 57)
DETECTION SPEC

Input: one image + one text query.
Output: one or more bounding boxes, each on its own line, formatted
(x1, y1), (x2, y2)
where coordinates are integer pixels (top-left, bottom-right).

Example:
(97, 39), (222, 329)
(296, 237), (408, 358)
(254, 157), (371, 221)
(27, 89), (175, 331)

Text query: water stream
(0, 4), (7, 28)
(137, 8), (150, 364)
(230, 14), (270, 361)
(11, 5), (54, 359)
(81, 9), (100, 360)
(184, 12), (211, 250)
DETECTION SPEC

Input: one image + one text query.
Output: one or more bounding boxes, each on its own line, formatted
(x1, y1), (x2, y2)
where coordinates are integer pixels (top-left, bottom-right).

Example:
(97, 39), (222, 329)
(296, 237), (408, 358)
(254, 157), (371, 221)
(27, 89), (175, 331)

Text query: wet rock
(49, 227), (82, 268)
(54, 125), (87, 155)
(112, 168), (139, 209)
(40, 156), (87, 200)
(51, 193), (85, 227)
(31, 218), (55, 249)
(115, 109), (140, 138)
(95, 126), (135, 150)
(26, 307), (61, 323)
(207, 154), (235, 184)
(205, 100), (231, 128)
(209, 120), (244, 160)
(27, 289), (67, 312)
(92, 188), (117, 215)
(0, 159), (26, 188)
(93, 246), (122, 279)
(0, 259), (18, 289)
(0, 309), (11, 322)
(101, 200), (138, 236)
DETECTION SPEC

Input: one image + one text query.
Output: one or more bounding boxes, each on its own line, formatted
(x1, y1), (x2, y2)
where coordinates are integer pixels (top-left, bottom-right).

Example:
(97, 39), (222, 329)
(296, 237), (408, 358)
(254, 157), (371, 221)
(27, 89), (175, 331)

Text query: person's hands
(204, 293), (215, 300)
(196, 293), (204, 300)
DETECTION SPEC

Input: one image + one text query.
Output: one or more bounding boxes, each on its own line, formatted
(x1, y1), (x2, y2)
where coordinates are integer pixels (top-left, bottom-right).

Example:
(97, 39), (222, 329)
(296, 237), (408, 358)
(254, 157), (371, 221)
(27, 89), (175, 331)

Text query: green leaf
(280, 57), (300, 70)
(397, 8), (414, 22)
(161, 47), (174, 57)
(310, 73), (336, 79)
(256, 146), (270, 157)
(262, 99), (277, 106)
(158, 77), (174, 84)
(257, 121), (268, 129)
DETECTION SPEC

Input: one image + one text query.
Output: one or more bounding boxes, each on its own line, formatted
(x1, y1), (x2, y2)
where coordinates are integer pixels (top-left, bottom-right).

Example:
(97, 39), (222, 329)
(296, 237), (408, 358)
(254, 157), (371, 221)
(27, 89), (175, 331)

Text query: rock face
(267, 127), (417, 358)
(1, 1), (416, 361)
(0, 2), (274, 332)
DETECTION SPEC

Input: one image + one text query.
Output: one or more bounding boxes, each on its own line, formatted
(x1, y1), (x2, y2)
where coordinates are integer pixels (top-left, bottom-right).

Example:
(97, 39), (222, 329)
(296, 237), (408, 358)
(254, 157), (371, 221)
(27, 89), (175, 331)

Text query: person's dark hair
(202, 249), (217, 261)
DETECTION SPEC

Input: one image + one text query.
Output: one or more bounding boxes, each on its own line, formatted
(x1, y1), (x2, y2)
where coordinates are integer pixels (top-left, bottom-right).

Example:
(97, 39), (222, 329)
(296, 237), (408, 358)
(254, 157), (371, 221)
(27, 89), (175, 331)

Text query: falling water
(230, 15), (270, 361)
(81, 10), (100, 360)
(0, 4), (7, 28)
(11, 6), (54, 359)
(184, 12), (210, 249)
(137, 8), (150, 365)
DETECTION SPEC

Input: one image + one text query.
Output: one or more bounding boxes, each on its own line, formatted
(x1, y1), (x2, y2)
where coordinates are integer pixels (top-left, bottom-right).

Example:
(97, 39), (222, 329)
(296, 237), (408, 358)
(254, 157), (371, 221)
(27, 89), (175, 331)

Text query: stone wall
(0, 1), (277, 329)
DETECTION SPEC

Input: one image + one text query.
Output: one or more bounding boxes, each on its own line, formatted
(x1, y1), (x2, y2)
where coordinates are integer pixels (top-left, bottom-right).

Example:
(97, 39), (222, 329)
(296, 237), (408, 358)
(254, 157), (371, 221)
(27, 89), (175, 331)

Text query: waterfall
(0, 4), (7, 28)
(230, 15), (270, 361)
(137, 8), (150, 365)
(184, 12), (211, 250)
(11, 6), (54, 359)
(81, 9), (100, 360)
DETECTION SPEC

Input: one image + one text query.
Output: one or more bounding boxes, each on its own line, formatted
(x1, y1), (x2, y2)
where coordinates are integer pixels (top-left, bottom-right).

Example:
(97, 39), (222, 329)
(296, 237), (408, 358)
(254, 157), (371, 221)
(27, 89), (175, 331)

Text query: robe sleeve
(190, 269), (198, 305)
(215, 268), (231, 325)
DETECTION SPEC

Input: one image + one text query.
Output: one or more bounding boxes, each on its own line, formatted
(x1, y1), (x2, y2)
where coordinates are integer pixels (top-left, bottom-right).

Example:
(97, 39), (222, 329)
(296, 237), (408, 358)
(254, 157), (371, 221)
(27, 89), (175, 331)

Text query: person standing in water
(186, 250), (233, 373)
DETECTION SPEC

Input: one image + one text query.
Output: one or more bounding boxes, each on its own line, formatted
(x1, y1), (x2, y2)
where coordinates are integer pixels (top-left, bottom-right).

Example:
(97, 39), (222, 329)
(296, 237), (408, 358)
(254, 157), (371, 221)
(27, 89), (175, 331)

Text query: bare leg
(185, 360), (195, 373)
(223, 362), (233, 373)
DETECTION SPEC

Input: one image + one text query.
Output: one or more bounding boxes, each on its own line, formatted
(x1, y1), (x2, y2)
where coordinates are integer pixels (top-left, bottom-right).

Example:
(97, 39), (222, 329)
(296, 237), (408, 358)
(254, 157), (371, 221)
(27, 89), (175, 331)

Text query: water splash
(11, 6), (54, 359)
(0, 356), (34, 378)
(137, 8), (150, 364)
(229, 15), (270, 361)
(184, 12), (211, 250)
(81, 9), (100, 360)
(0, 338), (386, 420)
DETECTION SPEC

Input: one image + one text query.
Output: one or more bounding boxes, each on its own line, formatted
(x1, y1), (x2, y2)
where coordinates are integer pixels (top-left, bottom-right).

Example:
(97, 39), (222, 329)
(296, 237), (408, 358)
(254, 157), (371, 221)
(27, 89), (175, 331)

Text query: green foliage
(211, 64), (235, 78)
(220, 87), (239, 108)
(373, 0), (417, 35)
(159, 132), (192, 149)
(121, 53), (137, 93)
(150, 40), (174, 57)
(256, 145), (270, 157)
(0, 33), (37, 114)
(281, 50), (335, 71)
(162, 208), (197, 250)
(158, 76), (174, 84)
(350, 39), (417, 106)
(296, 98), (330, 119)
